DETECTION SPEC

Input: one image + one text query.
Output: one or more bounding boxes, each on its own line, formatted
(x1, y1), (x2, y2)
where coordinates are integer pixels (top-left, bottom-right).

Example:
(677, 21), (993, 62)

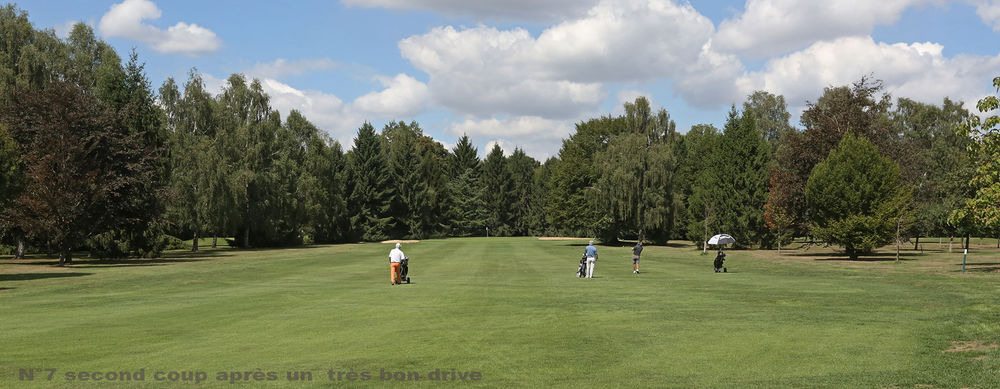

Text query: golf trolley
(714, 251), (727, 273)
(576, 253), (587, 278)
(399, 257), (411, 284)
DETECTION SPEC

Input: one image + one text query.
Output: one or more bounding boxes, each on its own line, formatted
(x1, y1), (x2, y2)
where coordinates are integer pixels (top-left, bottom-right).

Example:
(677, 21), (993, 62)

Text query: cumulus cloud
(98, 0), (222, 56)
(341, 0), (598, 22)
(353, 74), (431, 118)
(247, 58), (340, 79)
(714, 0), (937, 57)
(399, 0), (716, 118)
(247, 74), (432, 147)
(445, 116), (577, 160)
(735, 36), (1000, 116)
(53, 20), (82, 39)
(974, 0), (1000, 31)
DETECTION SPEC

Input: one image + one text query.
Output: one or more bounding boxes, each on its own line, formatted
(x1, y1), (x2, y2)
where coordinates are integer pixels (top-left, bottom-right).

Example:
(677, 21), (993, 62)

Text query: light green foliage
(162, 72), (217, 250)
(215, 75), (304, 246)
(807, 133), (911, 258)
(743, 90), (792, 146)
(892, 98), (972, 243)
(954, 76), (1000, 233)
(291, 110), (348, 243)
(0, 5), (67, 104)
(592, 97), (677, 243)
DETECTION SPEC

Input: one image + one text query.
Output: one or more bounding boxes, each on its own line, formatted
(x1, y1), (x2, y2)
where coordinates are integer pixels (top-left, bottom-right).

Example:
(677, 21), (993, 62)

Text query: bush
(163, 235), (186, 250)
(806, 133), (910, 259)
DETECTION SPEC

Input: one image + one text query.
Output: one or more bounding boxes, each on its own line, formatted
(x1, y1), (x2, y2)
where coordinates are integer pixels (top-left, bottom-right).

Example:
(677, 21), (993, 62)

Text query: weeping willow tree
(592, 97), (678, 243)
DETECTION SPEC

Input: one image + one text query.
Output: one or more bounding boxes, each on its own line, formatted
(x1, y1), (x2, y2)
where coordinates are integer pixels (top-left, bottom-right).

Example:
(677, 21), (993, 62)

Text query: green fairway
(1, 238), (998, 388)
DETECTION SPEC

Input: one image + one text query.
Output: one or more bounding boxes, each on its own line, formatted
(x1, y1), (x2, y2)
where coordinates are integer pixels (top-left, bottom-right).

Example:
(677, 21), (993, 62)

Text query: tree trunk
(192, 231), (199, 252)
(913, 236), (919, 251)
(948, 235), (953, 253)
(895, 219), (901, 263)
(212, 235), (217, 249)
(965, 235), (970, 250)
(243, 226), (250, 249)
(702, 208), (709, 254)
(847, 245), (858, 260)
(14, 237), (24, 259)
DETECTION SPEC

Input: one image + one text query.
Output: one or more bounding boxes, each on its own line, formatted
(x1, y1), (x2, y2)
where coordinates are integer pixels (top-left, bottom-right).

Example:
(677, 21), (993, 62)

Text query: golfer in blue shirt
(584, 240), (598, 278)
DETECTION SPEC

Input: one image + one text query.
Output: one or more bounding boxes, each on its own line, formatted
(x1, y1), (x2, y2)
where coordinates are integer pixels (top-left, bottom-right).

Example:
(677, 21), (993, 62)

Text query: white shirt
(389, 248), (406, 263)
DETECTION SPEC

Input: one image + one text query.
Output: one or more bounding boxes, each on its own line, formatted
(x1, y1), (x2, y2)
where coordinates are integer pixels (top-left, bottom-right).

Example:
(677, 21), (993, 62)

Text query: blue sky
(15, 0), (1000, 159)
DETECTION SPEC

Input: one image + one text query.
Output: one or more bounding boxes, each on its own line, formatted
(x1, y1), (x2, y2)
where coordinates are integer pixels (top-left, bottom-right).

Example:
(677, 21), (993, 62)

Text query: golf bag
(714, 251), (727, 273)
(577, 253), (587, 278)
(400, 257), (411, 284)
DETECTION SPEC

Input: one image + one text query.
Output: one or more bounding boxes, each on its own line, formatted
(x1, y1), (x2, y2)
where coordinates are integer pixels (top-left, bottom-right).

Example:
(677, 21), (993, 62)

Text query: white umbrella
(707, 234), (735, 246)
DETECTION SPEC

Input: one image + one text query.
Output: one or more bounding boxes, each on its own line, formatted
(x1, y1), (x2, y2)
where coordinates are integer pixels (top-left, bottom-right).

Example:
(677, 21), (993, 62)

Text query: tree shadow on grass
(8, 257), (207, 267)
(68, 263), (168, 269)
(813, 256), (917, 262)
(790, 251), (925, 260)
(954, 263), (1000, 273)
(0, 272), (92, 282)
(808, 251), (919, 261)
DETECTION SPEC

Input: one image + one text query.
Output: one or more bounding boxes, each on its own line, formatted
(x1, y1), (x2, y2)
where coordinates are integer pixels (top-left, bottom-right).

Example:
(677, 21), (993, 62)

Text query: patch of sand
(942, 340), (999, 353)
(380, 240), (420, 244)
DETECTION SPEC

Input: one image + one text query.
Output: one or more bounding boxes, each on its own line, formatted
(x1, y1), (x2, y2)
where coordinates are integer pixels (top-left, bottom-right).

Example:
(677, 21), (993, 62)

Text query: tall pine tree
(347, 122), (391, 241)
(481, 144), (513, 236)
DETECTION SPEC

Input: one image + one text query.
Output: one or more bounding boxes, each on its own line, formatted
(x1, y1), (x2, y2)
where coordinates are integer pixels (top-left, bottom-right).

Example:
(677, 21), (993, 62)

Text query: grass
(1, 237), (998, 388)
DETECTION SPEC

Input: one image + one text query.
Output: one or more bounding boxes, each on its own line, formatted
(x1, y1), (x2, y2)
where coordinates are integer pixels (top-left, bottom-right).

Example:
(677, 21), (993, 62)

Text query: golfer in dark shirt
(632, 242), (643, 274)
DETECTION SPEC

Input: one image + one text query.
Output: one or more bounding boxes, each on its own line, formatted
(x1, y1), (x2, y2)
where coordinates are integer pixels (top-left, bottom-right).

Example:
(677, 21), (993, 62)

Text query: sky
(15, 0), (1000, 160)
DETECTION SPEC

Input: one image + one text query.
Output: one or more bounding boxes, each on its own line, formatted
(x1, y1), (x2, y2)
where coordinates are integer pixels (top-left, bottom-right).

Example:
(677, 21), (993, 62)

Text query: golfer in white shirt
(389, 243), (405, 285)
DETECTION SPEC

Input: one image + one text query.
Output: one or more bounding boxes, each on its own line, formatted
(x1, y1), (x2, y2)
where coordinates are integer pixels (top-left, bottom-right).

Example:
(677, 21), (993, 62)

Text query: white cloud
(53, 20), (81, 39)
(714, 0), (939, 57)
(199, 72), (226, 96)
(445, 116), (576, 160)
(974, 0), (1000, 31)
(98, 0), (222, 56)
(258, 78), (357, 146)
(735, 36), (1000, 117)
(353, 74), (431, 118)
(247, 58), (340, 79)
(399, 0), (716, 118)
(341, 0), (598, 22)
(616, 90), (652, 106)
(249, 74), (432, 147)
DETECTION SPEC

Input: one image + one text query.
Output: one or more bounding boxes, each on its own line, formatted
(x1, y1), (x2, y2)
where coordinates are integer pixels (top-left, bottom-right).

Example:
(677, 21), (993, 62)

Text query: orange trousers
(390, 262), (401, 284)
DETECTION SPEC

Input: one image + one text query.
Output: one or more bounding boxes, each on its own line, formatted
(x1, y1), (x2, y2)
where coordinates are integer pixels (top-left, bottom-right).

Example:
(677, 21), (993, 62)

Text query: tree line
(2, 6), (999, 263)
